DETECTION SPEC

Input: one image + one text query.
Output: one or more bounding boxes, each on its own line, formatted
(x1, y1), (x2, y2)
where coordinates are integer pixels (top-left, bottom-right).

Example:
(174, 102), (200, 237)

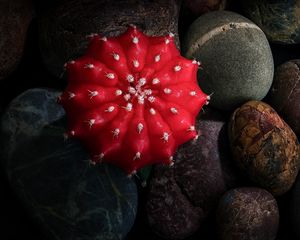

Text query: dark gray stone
(0, 0), (34, 80)
(39, 0), (181, 78)
(0, 88), (138, 240)
(267, 60), (300, 136)
(183, 11), (274, 111)
(146, 108), (239, 239)
(217, 188), (279, 240)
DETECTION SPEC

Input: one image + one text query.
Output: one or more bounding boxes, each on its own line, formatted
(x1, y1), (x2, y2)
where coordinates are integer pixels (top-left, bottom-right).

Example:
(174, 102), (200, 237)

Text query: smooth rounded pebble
(183, 11), (274, 111)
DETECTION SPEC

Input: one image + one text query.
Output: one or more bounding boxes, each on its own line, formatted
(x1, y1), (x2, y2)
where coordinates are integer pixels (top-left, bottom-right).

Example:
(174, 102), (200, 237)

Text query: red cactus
(59, 26), (208, 176)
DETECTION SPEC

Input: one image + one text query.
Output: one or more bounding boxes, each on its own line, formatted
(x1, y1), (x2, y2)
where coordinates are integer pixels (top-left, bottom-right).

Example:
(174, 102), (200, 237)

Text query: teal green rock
(241, 0), (300, 44)
(0, 88), (138, 240)
(183, 11), (274, 111)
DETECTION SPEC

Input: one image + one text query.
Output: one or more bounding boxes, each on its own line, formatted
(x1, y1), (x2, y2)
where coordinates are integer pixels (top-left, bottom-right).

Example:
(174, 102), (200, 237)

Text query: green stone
(183, 11), (274, 111)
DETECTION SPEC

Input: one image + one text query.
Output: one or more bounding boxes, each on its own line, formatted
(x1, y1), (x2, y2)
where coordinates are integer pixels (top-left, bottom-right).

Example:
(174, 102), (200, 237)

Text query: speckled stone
(182, 11), (274, 111)
(228, 100), (300, 196)
(39, 0), (181, 78)
(216, 187), (279, 240)
(241, 0), (300, 44)
(267, 60), (300, 136)
(0, 0), (34, 80)
(146, 108), (239, 239)
(0, 88), (138, 240)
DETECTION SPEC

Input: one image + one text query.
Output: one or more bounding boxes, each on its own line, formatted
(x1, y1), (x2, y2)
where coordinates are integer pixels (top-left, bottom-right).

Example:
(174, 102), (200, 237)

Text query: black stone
(0, 88), (138, 240)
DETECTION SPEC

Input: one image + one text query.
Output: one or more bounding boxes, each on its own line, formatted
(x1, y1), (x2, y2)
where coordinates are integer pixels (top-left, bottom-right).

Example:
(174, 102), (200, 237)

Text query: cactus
(58, 26), (208, 176)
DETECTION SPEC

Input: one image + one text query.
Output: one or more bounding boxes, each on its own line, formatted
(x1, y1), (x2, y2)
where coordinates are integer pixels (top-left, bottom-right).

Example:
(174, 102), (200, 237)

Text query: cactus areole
(59, 26), (209, 176)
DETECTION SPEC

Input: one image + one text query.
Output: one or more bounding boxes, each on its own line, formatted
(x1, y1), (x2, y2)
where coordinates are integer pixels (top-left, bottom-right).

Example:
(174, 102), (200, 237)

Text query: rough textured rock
(182, 11), (274, 111)
(39, 0), (181, 78)
(0, 88), (138, 240)
(228, 100), (300, 196)
(267, 60), (300, 136)
(146, 108), (239, 239)
(0, 0), (34, 80)
(217, 187), (279, 240)
(241, 0), (300, 44)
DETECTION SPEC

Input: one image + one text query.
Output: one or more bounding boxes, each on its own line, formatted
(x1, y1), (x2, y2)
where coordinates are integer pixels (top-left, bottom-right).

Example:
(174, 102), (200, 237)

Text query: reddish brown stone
(228, 100), (300, 196)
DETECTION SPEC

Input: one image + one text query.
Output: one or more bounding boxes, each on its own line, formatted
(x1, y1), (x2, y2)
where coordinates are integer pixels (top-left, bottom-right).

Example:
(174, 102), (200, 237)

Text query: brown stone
(0, 0), (34, 80)
(39, 0), (181, 78)
(228, 100), (300, 196)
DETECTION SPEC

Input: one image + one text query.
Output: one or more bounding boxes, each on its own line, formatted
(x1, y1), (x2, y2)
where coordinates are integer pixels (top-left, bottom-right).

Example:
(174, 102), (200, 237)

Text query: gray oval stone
(0, 88), (138, 240)
(182, 11), (274, 111)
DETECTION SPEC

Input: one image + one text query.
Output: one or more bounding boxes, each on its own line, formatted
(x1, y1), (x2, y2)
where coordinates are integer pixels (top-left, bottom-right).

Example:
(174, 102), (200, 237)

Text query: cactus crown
(59, 26), (208, 176)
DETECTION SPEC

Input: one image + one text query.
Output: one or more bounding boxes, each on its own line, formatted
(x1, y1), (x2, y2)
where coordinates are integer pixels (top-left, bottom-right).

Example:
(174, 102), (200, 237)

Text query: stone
(182, 11), (274, 111)
(228, 100), (300, 196)
(216, 187), (279, 240)
(241, 0), (300, 44)
(39, 0), (181, 78)
(267, 60), (300, 136)
(291, 175), (300, 238)
(146, 108), (239, 239)
(0, 88), (138, 240)
(183, 0), (227, 16)
(0, 0), (34, 80)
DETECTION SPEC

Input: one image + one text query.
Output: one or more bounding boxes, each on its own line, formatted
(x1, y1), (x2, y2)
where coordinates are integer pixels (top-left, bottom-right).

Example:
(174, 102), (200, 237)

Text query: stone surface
(39, 0), (181, 78)
(0, 88), (138, 240)
(267, 60), (300, 136)
(241, 0), (300, 44)
(183, 0), (227, 16)
(216, 187), (279, 240)
(146, 108), (239, 239)
(0, 0), (34, 80)
(291, 174), (300, 238)
(228, 100), (300, 196)
(182, 11), (274, 111)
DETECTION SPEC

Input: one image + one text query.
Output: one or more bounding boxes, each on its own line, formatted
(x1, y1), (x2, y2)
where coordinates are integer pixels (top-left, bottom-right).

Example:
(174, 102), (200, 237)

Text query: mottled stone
(39, 0), (181, 78)
(267, 60), (300, 136)
(182, 11), (274, 111)
(0, 0), (34, 80)
(0, 88), (138, 240)
(228, 100), (300, 196)
(217, 187), (279, 240)
(146, 108), (239, 239)
(241, 0), (300, 44)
